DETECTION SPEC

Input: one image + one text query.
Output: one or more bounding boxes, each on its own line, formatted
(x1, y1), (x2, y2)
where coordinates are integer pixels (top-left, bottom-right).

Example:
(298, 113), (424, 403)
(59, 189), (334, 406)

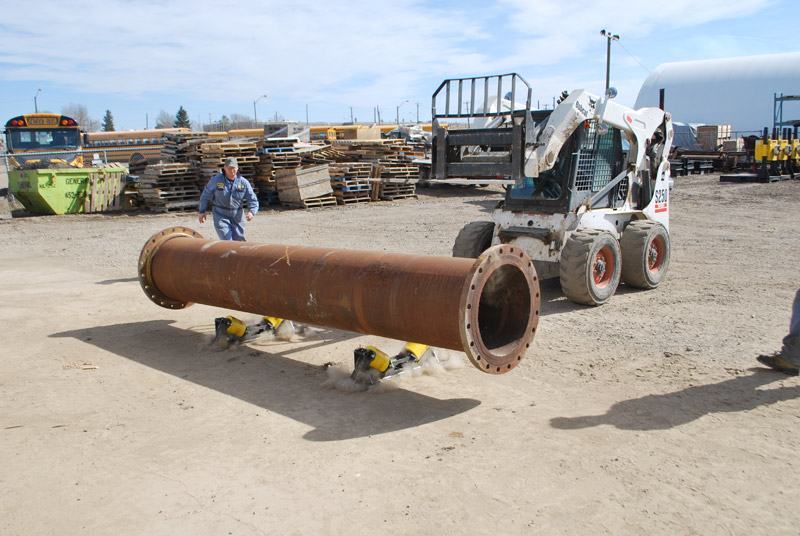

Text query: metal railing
(432, 73), (532, 120)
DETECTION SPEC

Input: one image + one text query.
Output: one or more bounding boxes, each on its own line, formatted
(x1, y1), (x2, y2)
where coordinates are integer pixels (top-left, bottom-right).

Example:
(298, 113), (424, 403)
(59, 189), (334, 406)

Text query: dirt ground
(1, 169), (799, 535)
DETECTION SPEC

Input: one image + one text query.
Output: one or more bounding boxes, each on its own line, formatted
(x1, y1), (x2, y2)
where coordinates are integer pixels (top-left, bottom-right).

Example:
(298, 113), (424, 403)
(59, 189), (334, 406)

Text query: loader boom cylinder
(138, 227), (540, 374)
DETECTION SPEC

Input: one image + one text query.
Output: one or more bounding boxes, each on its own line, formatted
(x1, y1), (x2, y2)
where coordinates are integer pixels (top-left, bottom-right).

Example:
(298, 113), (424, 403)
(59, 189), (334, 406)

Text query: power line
(617, 40), (651, 74)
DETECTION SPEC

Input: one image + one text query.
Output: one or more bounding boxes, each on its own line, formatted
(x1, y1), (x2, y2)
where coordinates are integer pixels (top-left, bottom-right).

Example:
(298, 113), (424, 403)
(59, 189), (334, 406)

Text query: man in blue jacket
(198, 157), (259, 241)
(758, 289), (800, 375)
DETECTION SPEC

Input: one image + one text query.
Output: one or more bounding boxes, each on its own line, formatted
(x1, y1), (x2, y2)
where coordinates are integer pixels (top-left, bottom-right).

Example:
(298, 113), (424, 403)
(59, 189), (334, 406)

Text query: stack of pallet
(253, 138), (300, 206)
(374, 163), (419, 200)
(198, 140), (259, 194)
(132, 132), (426, 211)
(161, 131), (212, 163)
(329, 162), (373, 204)
(275, 164), (336, 209)
(137, 162), (201, 212)
(329, 139), (424, 163)
(327, 139), (422, 201)
(300, 145), (347, 166)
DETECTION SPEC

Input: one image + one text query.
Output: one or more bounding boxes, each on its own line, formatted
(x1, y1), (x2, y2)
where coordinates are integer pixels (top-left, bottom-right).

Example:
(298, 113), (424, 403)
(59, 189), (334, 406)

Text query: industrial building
(635, 51), (800, 135)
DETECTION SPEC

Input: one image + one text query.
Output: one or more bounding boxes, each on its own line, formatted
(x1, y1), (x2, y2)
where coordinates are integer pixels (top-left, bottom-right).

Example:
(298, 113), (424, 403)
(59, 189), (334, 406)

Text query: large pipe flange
(459, 244), (540, 374)
(138, 226), (203, 309)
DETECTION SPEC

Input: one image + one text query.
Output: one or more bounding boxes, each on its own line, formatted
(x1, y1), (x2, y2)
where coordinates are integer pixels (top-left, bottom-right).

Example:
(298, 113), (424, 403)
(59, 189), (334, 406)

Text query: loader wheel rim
(647, 236), (666, 274)
(593, 246), (615, 289)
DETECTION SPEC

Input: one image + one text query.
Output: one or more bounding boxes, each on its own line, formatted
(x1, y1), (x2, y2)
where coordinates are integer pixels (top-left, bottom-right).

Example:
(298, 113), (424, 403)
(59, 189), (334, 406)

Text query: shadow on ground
(550, 368), (799, 431)
(51, 320), (480, 442)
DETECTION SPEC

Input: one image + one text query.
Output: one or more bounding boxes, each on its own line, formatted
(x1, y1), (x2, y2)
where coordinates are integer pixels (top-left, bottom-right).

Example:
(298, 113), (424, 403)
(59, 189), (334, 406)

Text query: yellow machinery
(752, 129), (800, 179)
(213, 315), (286, 347)
(350, 342), (437, 389)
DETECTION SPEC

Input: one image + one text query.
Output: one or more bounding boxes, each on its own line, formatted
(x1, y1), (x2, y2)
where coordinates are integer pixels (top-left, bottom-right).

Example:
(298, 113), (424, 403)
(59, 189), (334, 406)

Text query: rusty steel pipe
(138, 227), (540, 374)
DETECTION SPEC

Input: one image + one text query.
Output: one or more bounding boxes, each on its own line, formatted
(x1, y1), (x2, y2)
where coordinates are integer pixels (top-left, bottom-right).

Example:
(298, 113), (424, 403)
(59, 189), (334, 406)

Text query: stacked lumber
(137, 162), (201, 212)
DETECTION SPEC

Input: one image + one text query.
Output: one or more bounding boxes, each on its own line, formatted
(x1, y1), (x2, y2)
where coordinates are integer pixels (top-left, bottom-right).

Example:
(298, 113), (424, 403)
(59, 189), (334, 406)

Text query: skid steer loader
(432, 73), (673, 305)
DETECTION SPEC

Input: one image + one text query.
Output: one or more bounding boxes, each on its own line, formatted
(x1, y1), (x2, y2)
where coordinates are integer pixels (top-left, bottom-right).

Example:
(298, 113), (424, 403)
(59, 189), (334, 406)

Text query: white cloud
(0, 0), (788, 125)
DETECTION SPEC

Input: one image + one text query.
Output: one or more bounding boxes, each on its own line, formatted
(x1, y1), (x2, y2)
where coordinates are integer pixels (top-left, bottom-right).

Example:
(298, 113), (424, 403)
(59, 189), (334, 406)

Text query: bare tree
(155, 110), (173, 129)
(229, 113), (253, 129)
(62, 103), (99, 132)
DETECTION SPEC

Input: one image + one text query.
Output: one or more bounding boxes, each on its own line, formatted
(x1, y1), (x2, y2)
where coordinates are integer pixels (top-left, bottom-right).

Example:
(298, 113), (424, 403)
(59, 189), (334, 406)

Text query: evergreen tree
(174, 106), (191, 128)
(101, 110), (115, 132)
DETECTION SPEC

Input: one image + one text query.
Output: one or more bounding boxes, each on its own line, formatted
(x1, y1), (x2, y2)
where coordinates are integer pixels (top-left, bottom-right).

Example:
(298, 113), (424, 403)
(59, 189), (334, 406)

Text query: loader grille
(574, 122), (616, 192)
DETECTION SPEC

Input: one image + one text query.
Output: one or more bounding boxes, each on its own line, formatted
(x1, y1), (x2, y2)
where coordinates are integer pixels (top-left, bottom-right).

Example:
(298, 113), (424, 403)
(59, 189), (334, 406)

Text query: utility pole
(396, 100), (409, 125)
(253, 94), (267, 124)
(34, 88), (42, 113)
(600, 29), (619, 91)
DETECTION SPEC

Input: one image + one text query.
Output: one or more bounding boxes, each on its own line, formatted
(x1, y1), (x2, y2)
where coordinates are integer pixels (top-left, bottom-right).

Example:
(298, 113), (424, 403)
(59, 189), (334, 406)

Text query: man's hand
(246, 211), (254, 222)
(198, 212), (206, 223)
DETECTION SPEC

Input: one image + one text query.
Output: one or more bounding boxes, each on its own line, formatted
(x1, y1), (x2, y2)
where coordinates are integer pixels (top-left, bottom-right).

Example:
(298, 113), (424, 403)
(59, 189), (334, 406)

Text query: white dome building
(635, 52), (800, 135)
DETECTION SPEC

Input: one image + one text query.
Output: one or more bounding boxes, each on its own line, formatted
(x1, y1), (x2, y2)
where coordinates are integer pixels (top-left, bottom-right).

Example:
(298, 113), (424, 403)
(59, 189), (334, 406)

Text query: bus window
(135, 138), (142, 144)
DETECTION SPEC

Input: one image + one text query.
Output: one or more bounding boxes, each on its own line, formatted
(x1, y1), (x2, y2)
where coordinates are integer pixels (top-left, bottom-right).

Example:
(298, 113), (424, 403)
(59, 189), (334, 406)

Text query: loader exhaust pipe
(138, 227), (540, 374)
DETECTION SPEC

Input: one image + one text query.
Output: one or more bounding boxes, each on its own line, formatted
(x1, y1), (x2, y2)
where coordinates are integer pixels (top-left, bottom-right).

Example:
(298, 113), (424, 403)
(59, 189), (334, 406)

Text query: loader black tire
(452, 221), (495, 258)
(620, 220), (670, 289)
(559, 230), (621, 306)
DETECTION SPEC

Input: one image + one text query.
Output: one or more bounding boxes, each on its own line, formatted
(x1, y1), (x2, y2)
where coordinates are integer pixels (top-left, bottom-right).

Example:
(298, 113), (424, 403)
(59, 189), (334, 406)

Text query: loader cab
(505, 120), (626, 213)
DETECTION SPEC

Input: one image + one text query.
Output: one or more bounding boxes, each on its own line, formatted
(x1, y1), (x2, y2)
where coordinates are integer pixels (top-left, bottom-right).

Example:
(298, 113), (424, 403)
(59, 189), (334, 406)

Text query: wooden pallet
(332, 180), (371, 192)
(148, 200), (200, 213)
(378, 183), (417, 200)
(334, 190), (371, 205)
(282, 194), (337, 209)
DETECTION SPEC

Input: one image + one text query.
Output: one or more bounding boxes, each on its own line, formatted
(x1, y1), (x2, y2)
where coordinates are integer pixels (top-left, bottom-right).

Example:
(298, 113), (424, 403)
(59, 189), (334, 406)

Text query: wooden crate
(696, 124), (732, 151)
(275, 164), (332, 203)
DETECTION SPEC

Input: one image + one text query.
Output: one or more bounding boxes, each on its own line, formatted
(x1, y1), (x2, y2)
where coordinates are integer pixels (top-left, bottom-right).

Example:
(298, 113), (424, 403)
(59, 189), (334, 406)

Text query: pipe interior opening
(477, 264), (531, 350)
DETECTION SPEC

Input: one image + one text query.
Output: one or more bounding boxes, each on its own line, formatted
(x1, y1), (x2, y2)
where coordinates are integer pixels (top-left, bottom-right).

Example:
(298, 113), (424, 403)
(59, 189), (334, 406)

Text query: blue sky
(0, 0), (795, 131)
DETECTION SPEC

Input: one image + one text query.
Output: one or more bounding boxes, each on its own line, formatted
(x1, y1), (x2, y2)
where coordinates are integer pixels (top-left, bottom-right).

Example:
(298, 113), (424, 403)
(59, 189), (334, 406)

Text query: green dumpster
(8, 166), (127, 215)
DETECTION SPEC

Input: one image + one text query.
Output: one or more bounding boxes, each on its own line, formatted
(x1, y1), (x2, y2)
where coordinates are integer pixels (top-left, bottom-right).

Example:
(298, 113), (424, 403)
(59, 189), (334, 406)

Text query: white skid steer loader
(432, 73), (673, 305)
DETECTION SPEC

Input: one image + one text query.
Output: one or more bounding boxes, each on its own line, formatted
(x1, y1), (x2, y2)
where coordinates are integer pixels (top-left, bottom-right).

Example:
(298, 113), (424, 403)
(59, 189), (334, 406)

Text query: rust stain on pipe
(138, 227), (540, 374)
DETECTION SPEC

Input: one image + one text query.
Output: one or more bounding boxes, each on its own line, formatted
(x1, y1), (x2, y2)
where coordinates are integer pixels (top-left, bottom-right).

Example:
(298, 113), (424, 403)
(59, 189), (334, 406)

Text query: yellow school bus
(83, 128), (191, 163)
(3, 113), (83, 167)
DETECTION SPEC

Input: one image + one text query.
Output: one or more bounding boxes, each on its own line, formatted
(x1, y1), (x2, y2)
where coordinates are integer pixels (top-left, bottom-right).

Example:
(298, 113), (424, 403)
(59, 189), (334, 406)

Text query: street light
(396, 100), (409, 125)
(253, 94), (268, 124)
(34, 88), (42, 113)
(600, 29), (619, 91)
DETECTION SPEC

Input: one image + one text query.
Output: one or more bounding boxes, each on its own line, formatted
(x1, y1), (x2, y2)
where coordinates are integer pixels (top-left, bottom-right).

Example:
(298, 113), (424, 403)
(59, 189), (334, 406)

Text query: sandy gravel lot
(1, 172), (799, 535)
